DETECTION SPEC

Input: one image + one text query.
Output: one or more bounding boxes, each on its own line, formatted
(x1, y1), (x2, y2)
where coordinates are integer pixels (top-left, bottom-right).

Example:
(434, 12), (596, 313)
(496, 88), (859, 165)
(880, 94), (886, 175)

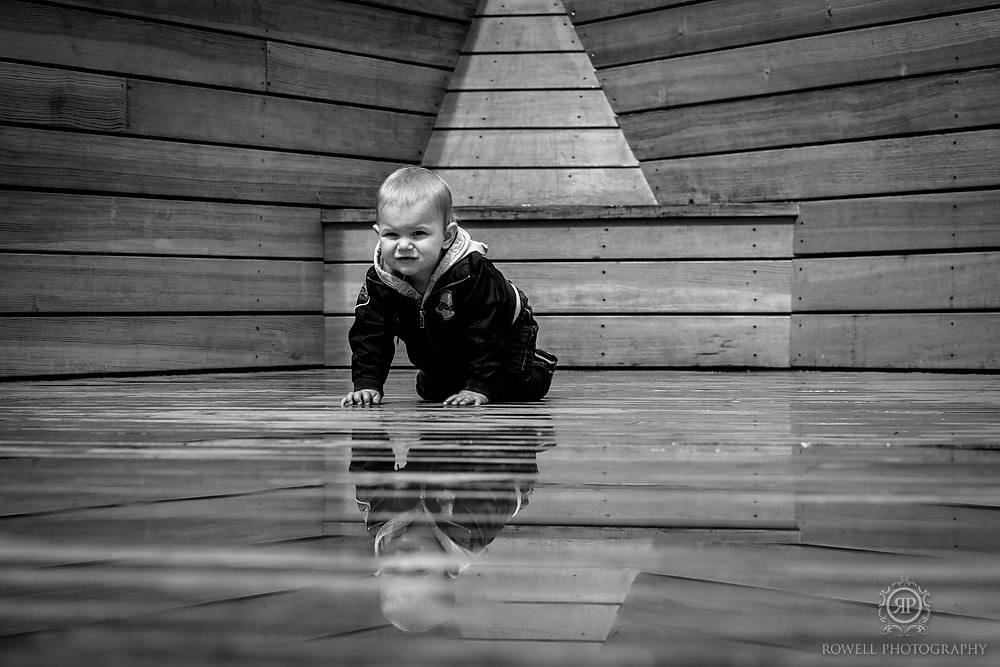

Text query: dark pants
(416, 349), (557, 402)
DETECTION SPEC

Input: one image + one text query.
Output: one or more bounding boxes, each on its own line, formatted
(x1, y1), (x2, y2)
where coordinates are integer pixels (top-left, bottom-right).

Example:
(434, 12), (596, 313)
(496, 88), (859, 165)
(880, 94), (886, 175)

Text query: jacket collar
(372, 225), (488, 303)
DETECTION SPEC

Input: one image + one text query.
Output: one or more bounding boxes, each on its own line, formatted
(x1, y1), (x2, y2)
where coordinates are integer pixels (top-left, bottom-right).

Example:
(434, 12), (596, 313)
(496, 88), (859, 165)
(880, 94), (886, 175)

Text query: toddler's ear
(372, 223), (380, 235)
(443, 221), (458, 248)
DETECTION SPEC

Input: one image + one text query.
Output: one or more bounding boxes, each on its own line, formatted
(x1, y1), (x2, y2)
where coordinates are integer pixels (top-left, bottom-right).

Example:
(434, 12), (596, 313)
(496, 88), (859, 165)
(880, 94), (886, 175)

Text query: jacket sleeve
(457, 258), (517, 399)
(348, 274), (395, 396)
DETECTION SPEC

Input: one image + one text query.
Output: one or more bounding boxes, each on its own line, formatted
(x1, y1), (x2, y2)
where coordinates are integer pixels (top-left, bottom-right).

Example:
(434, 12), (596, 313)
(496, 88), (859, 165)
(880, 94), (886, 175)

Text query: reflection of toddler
(354, 447), (537, 633)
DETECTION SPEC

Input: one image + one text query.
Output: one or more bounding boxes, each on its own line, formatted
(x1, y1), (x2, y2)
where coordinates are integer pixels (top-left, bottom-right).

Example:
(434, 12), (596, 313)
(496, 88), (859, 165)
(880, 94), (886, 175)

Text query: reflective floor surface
(0, 369), (998, 666)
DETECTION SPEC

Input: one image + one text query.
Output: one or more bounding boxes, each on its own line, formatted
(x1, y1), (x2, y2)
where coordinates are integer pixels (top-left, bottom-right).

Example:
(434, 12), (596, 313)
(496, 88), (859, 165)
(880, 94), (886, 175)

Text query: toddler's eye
(412, 231), (427, 237)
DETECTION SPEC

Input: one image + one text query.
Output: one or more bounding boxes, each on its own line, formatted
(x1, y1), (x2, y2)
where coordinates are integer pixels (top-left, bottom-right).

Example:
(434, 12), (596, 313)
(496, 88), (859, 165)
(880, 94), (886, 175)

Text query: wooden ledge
(322, 203), (799, 225)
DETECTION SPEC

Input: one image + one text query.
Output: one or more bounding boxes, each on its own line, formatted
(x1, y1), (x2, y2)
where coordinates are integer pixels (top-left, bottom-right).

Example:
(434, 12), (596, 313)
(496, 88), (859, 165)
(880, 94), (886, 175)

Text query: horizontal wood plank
(797, 499), (1000, 552)
(0, 487), (324, 546)
(521, 487), (793, 525)
(422, 129), (638, 167)
(449, 53), (600, 89)
(578, 0), (998, 68)
(541, 315), (791, 367)
(0, 62), (126, 132)
(51, 0), (469, 67)
(0, 316), (324, 376)
(464, 16), (582, 52)
(265, 43), (449, 114)
(0, 193), (321, 258)
(478, 0), (567, 14)
(0, 0), (265, 91)
(0, 127), (395, 206)
(432, 168), (656, 205)
(563, 0), (689, 23)
(601, 8), (1000, 112)
(0, 254), (322, 313)
(621, 67), (1000, 160)
(791, 313), (1000, 368)
(0, 456), (323, 515)
(324, 218), (793, 261)
(257, 0), (467, 67)
(324, 204), (800, 223)
(360, 0), (475, 21)
(645, 129), (1000, 203)
(797, 191), (1000, 255)
(794, 252), (1000, 311)
(325, 261), (791, 314)
(325, 315), (790, 367)
(436, 90), (618, 127)
(127, 80), (432, 161)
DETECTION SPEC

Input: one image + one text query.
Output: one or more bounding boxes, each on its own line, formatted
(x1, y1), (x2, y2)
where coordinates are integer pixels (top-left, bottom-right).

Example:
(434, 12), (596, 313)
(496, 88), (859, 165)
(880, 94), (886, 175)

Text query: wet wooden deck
(1, 369), (998, 666)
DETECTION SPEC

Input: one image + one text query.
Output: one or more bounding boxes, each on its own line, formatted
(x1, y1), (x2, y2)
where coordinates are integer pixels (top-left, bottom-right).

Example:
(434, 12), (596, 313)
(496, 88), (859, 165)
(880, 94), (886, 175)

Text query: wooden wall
(424, 0), (655, 205)
(0, 0), (473, 377)
(568, 0), (1000, 369)
(324, 205), (797, 368)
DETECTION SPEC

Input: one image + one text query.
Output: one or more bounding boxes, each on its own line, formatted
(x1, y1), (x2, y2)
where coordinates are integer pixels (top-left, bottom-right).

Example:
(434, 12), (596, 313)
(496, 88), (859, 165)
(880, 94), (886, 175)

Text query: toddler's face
(375, 198), (454, 286)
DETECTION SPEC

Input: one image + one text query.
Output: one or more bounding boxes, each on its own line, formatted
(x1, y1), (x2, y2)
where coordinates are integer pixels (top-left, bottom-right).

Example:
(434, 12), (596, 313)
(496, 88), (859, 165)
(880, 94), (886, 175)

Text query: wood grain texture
(645, 129), (1000, 203)
(436, 90), (618, 127)
(423, 129), (638, 167)
(0, 62), (126, 132)
(449, 53), (600, 89)
(0, 316), (324, 376)
(791, 313), (1000, 368)
(0, 254), (323, 313)
(127, 80), (433, 161)
(796, 191), (1000, 255)
(793, 252), (1000, 311)
(464, 16), (582, 51)
(621, 67), (1000, 160)
(577, 0), (999, 67)
(601, 8), (1000, 112)
(432, 168), (657, 205)
(325, 315), (790, 367)
(325, 261), (791, 314)
(0, 193), (321, 258)
(50, 0), (469, 67)
(324, 218), (793, 261)
(266, 43), (450, 113)
(0, 0), (266, 91)
(0, 127), (396, 206)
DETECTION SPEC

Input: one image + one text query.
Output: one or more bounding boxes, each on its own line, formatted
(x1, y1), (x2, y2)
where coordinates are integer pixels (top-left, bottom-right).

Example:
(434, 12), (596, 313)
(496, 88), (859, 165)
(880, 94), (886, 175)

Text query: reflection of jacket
(349, 425), (555, 552)
(351, 446), (538, 552)
(349, 226), (539, 400)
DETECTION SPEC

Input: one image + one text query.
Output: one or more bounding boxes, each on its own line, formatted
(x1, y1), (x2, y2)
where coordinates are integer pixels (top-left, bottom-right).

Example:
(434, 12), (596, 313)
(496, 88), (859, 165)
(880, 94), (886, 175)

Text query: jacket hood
(373, 225), (488, 303)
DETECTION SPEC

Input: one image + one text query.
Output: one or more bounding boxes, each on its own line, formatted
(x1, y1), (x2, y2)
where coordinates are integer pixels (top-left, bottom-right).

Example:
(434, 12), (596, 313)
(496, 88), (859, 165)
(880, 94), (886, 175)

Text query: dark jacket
(349, 227), (539, 400)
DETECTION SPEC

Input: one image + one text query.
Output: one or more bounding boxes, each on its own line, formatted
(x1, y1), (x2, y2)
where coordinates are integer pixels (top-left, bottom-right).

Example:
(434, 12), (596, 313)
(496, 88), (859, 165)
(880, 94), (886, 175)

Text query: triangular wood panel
(423, 0), (655, 206)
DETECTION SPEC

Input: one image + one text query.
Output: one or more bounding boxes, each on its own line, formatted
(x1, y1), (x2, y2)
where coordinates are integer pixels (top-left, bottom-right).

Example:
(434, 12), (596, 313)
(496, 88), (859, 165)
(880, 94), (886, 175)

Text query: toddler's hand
(341, 389), (382, 407)
(443, 390), (489, 406)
